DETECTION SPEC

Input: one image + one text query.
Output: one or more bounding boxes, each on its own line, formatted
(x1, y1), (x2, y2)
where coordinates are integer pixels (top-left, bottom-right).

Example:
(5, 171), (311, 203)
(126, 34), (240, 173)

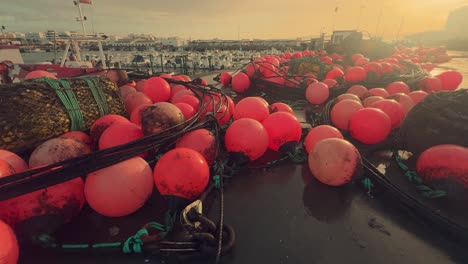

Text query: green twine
(78, 76), (110, 116)
(361, 178), (374, 194)
(41, 77), (85, 131)
(395, 153), (447, 199)
(213, 175), (221, 189)
(122, 228), (148, 254)
(286, 146), (308, 164)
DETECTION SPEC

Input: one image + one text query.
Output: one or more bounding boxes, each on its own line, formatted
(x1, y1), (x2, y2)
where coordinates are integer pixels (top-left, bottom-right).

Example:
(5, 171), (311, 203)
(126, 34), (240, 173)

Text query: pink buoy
(24, 70), (57, 79)
(346, 85), (368, 99)
(363, 96), (384, 107)
(270, 102), (294, 115)
(322, 79), (338, 88)
(233, 97), (269, 122)
(219, 72), (232, 85)
(418, 77), (442, 92)
(305, 82), (329, 105)
(143, 77), (171, 103)
(232, 72), (251, 93)
(337, 94), (361, 102)
(436, 71), (463, 91)
(369, 99), (405, 129)
(349, 108), (391, 144)
(175, 103), (196, 120)
(386, 81), (410, 95)
(387, 93), (415, 114)
(344, 67), (367, 83)
(368, 88), (389, 98)
(408, 91), (428, 104)
(304, 125), (344, 153)
(330, 99), (364, 131)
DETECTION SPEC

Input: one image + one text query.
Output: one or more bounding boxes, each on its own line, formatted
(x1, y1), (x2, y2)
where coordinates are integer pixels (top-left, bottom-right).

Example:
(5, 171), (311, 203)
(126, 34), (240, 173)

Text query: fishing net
(0, 76), (126, 154)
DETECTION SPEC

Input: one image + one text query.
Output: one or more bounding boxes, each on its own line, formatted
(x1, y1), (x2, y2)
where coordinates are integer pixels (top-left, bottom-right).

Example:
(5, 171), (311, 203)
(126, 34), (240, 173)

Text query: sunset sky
(1, 0), (468, 40)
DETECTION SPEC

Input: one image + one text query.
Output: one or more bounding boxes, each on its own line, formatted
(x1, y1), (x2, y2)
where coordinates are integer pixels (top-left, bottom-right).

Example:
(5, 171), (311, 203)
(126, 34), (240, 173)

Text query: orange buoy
(90, 114), (130, 146)
(170, 85), (189, 99)
(346, 85), (368, 99)
(363, 62), (382, 77)
(321, 56), (333, 64)
(322, 79), (338, 88)
(129, 104), (151, 127)
(170, 90), (195, 103)
(380, 62), (394, 74)
(305, 82), (329, 105)
(154, 148), (209, 200)
(304, 125), (343, 154)
(369, 99), (405, 129)
(0, 150), (28, 173)
(418, 77), (442, 92)
(24, 70), (57, 79)
(337, 94), (361, 102)
(135, 80), (146, 92)
(175, 103), (196, 120)
(259, 62), (277, 77)
(233, 97), (269, 122)
(416, 145), (468, 188)
(408, 91), (428, 104)
(266, 57), (280, 67)
(270, 102), (294, 115)
(246, 63), (260, 78)
(352, 54), (364, 61)
(232, 72), (251, 93)
(143, 77), (171, 103)
(124, 92), (153, 115)
(368, 88), (389, 98)
(219, 72), (232, 85)
(85, 157), (153, 217)
(119, 85), (137, 100)
(355, 57), (370, 66)
(0, 220), (19, 264)
(436, 71), (463, 91)
(293, 52), (302, 58)
(172, 95), (200, 111)
(29, 138), (91, 168)
(0, 160), (15, 177)
(159, 73), (173, 79)
(363, 96), (384, 107)
(386, 81), (410, 95)
(386, 93), (414, 114)
(262, 112), (302, 152)
(141, 102), (184, 135)
(344, 67), (367, 83)
(225, 118), (269, 161)
(349, 108), (391, 144)
(99, 122), (144, 150)
(308, 138), (362, 186)
(331, 99), (364, 130)
(176, 129), (217, 165)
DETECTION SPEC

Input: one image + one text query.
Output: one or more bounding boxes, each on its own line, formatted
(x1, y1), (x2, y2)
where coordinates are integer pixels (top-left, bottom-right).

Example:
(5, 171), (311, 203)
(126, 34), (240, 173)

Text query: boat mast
(74, 0), (87, 36)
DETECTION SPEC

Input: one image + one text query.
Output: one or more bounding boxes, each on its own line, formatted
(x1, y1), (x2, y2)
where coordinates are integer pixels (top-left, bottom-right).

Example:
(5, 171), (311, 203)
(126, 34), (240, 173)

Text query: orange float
(176, 129), (217, 165)
(154, 148), (209, 200)
(129, 104), (151, 127)
(386, 81), (410, 95)
(85, 157), (153, 217)
(0, 150), (28, 173)
(369, 99), (405, 129)
(346, 85), (368, 99)
(349, 108), (391, 144)
(172, 95), (200, 111)
(344, 67), (367, 83)
(0, 220), (19, 264)
(304, 125), (344, 154)
(368, 88), (389, 98)
(98, 122), (144, 151)
(305, 82), (329, 105)
(232, 72), (251, 93)
(233, 97), (269, 122)
(363, 96), (384, 107)
(262, 112), (302, 152)
(331, 99), (364, 130)
(436, 71), (463, 91)
(386, 93), (415, 114)
(337, 94), (361, 102)
(225, 118), (269, 161)
(24, 70), (57, 79)
(119, 85), (137, 100)
(143, 77), (171, 103)
(408, 91), (428, 104)
(219, 72), (232, 85)
(270, 102), (294, 115)
(175, 103), (196, 120)
(124, 92), (153, 115)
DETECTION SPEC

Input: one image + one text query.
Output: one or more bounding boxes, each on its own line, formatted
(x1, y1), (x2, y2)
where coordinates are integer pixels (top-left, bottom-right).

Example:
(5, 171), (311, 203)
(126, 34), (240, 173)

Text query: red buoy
(262, 112), (302, 152)
(0, 220), (19, 264)
(0, 160), (14, 177)
(408, 91), (428, 104)
(119, 85), (137, 100)
(346, 85), (368, 99)
(124, 92), (153, 114)
(304, 125), (343, 154)
(135, 80), (146, 92)
(305, 82), (329, 105)
(143, 77), (171, 103)
(154, 148), (209, 200)
(355, 57), (370, 66)
(225, 118), (269, 161)
(90, 114), (130, 146)
(344, 67), (367, 83)
(176, 129), (217, 165)
(85, 157), (153, 217)
(0, 150), (28, 173)
(363, 62), (382, 77)
(24, 70), (57, 79)
(171, 90), (195, 103)
(219, 72), (232, 85)
(233, 97), (269, 122)
(418, 77), (442, 92)
(436, 71), (463, 91)
(386, 93), (415, 114)
(322, 79), (338, 88)
(270, 102), (294, 115)
(369, 99), (405, 129)
(352, 54), (364, 61)
(416, 145), (468, 187)
(172, 95), (200, 111)
(349, 108), (391, 144)
(99, 122), (144, 150)
(386, 81), (410, 95)
(175, 103), (196, 120)
(308, 138), (362, 186)
(232, 72), (251, 93)
(363, 96), (384, 107)
(368, 88), (389, 98)
(331, 99), (364, 130)
(337, 94), (361, 102)
(129, 104), (151, 127)
(246, 63), (260, 78)
(170, 85), (189, 99)
(325, 68), (344, 80)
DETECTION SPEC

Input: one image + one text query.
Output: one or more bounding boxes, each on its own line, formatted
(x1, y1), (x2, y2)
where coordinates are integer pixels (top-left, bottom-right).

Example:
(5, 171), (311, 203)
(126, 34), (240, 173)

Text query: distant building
(25, 32), (45, 43)
(161, 37), (187, 47)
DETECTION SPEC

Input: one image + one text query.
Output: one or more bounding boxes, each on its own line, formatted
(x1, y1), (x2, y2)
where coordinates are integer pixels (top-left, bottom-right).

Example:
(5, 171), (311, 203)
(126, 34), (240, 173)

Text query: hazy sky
(1, 0), (468, 40)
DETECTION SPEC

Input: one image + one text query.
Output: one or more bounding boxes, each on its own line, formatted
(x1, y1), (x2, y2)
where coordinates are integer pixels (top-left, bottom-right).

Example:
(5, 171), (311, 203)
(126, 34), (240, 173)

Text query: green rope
(286, 146), (308, 164)
(40, 77), (85, 131)
(78, 76), (110, 116)
(122, 228), (148, 254)
(394, 153), (447, 199)
(361, 178), (374, 194)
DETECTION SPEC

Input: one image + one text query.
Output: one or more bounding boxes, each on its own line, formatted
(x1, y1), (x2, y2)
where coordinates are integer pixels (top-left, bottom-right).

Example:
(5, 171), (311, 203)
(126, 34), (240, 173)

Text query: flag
(80, 0), (93, 4)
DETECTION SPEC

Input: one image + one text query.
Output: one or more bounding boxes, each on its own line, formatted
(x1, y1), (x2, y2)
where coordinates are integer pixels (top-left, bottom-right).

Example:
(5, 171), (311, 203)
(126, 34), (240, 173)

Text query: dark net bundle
(0, 76), (126, 154)
(399, 89), (468, 157)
